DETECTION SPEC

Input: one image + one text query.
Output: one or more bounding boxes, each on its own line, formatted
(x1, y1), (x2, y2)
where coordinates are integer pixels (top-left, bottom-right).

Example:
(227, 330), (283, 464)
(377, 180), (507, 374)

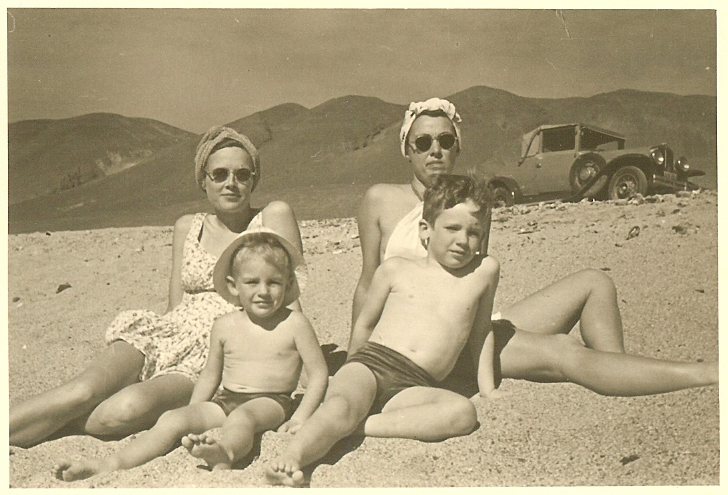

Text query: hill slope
(8, 113), (195, 204)
(8, 88), (716, 233)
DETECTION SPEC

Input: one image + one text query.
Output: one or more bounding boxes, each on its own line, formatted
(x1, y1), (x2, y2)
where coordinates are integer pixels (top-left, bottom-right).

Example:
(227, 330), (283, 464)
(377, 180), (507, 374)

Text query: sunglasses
(205, 167), (256, 183)
(409, 132), (458, 154)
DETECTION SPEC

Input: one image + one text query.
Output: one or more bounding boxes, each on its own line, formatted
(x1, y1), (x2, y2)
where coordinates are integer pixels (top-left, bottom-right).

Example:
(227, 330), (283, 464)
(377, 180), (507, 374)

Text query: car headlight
(676, 156), (690, 173)
(650, 148), (665, 166)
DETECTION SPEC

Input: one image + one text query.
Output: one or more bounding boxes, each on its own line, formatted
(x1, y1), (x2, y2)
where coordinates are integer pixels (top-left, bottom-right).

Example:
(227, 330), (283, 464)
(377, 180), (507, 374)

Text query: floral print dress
(105, 212), (263, 381)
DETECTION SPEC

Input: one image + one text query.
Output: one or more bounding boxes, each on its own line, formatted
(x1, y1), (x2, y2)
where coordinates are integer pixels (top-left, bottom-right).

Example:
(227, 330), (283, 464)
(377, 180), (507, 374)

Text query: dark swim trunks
(211, 388), (294, 418)
(346, 341), (437, 415)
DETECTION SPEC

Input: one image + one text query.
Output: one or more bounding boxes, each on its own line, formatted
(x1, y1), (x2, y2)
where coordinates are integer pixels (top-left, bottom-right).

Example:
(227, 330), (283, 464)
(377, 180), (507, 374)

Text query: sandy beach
(8, 192), (719, 488)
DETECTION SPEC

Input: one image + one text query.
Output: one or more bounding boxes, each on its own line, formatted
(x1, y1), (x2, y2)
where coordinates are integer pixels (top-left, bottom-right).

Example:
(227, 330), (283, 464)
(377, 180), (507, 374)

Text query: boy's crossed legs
(266, 361), (477, 487)
(55, 397), (285, 481)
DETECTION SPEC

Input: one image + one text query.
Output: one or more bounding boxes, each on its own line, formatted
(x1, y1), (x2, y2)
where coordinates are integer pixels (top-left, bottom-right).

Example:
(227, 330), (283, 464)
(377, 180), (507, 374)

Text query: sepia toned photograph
(6, 7), (719, 488)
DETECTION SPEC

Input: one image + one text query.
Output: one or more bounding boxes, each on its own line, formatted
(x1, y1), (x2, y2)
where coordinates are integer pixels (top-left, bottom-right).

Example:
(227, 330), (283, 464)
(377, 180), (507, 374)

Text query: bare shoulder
(280, 308), (309, 324)
(261, 200), (295, 217)
(173, 213), (195, 235)
(213, 310), (245, 334)
(378, 255), (414, 277)
(284, 310), (314, 333)
(472, 255), (500, 279)
(362, 183), (408, 206)
(275, 310), (316, 342)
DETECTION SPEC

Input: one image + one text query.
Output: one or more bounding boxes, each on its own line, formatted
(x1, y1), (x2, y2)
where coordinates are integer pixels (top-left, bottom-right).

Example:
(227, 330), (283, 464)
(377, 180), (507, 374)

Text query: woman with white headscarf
(351, 98), (715, 410)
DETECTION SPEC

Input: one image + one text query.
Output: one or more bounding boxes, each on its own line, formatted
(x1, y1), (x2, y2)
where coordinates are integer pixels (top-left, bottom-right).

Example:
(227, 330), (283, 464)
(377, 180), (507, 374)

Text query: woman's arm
(261, 201), (304, 311)
(348, 259), (395, 356)
(166, 214), (194, 313)
(189, 321), (225, 404)
(279, 315), (329, 432)
(351, 185), (385, 329)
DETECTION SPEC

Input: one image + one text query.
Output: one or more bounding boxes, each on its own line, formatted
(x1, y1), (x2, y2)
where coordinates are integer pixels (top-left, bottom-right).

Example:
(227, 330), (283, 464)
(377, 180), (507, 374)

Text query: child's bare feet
(53, 458), (108, 481)
(265, 455), (306, 487)
(181, 432), (233, 470)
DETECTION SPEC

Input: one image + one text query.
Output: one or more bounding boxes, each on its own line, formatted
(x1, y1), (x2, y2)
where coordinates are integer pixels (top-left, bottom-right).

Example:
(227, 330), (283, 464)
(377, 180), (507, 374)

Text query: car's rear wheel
(570, 156), (605, 194)
(491, 184), (514, 208)
(607, 165), (648, 200)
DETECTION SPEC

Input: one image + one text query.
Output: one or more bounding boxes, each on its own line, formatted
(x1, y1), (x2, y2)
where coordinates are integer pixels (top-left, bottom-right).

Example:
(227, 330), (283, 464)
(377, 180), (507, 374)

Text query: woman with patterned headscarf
(10, 126), (304, 448)
(349, 97), (681, 426)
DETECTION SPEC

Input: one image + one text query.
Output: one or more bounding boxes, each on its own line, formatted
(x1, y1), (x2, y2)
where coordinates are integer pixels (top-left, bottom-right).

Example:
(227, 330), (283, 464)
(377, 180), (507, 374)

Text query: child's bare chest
(224, 326), (296, 361)
(391, 271), (483, 313)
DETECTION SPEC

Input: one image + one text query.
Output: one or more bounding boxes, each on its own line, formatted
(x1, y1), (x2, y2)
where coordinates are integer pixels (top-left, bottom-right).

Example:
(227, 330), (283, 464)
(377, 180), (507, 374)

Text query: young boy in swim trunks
(266, 174), (501, 487)
(55, 229), (328, 481)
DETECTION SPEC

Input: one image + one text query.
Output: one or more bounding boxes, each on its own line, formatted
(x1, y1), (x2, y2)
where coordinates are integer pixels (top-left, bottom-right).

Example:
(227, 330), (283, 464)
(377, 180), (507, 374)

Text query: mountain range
(8, 86), (717, 234)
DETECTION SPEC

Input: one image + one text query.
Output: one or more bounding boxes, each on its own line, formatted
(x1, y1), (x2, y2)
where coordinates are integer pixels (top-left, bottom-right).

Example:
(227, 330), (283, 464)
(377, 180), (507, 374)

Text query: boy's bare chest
(224, 326), (296, 360)
(391, 273), (482, 311)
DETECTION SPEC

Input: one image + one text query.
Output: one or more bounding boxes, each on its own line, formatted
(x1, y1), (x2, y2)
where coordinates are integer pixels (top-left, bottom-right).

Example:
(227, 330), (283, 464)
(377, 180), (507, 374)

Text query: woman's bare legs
(9, 341), (144, 448)
(55, 402), (225, 481)
(499, 269), (625, 353)
(496, 327), (717, 396)
(83, 373), (195, 438)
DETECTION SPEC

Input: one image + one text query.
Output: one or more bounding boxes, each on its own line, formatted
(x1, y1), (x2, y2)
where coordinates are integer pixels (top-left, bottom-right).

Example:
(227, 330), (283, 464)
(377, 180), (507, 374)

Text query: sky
(5, 7), (719, 133)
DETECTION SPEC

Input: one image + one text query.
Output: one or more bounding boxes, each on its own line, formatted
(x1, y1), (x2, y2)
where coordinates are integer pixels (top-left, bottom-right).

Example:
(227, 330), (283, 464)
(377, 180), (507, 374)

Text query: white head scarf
(399, 97), (462, 157)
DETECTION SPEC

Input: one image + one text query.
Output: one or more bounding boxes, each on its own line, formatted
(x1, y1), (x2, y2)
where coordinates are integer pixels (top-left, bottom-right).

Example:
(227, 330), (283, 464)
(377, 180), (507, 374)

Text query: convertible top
(521, 123), (625, 158)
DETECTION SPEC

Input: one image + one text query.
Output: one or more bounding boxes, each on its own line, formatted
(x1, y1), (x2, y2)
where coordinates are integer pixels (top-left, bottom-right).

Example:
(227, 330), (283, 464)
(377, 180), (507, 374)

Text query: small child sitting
(55, 228), (328, 480)
(266, 173), (501, 486)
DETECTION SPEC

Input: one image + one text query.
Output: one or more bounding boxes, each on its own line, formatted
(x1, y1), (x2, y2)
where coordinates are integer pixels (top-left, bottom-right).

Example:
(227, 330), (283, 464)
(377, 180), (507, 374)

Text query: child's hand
(277, 418), (303, 434)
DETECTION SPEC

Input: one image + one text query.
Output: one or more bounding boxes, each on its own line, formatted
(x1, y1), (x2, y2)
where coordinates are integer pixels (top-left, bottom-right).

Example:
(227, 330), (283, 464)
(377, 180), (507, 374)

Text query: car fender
(488, 176), (524, 204)
(604, 154), (658, 179)
(566, 154), (655, 202)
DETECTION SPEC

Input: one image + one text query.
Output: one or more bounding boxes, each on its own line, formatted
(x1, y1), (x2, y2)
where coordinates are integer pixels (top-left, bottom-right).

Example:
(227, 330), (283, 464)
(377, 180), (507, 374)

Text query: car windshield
(580, 127), (624, 151)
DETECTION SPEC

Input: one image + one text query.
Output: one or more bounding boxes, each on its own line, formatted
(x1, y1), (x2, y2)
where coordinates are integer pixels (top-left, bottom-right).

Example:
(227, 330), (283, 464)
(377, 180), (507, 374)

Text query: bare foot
(265, 456), (306, 487)
(53, 458), (107, 481)
(182, 432), (232, 470)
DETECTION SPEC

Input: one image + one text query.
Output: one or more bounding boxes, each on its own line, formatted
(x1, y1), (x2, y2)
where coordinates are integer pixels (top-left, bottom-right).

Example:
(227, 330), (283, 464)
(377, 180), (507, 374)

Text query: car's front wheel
(490, 184), (514, 208)
(607, 165), (648, 200)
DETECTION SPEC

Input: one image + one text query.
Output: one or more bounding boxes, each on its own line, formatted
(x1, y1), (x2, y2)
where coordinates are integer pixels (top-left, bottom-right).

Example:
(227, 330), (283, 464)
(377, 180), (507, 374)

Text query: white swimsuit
(383, 202), (426, 261)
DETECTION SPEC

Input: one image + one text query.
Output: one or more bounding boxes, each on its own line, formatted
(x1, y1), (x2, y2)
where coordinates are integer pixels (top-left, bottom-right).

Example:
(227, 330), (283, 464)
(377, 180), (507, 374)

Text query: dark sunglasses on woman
(205, 167), (256, 183)
(410, 132), (458, 154)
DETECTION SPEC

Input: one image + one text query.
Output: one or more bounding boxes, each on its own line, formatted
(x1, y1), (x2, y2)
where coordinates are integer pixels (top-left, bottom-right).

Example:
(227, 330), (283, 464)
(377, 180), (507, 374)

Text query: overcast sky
(6, 7), (718, 133)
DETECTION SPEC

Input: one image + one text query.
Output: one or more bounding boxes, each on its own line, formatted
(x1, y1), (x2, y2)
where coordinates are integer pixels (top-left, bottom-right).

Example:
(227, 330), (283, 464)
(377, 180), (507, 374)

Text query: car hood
(579, 144), (662, 162)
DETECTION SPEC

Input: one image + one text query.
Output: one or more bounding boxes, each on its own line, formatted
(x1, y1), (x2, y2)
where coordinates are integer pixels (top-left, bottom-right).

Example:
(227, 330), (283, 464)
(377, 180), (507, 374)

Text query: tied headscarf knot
(194, 126), (261, 191)
(399, 97), (462, 157)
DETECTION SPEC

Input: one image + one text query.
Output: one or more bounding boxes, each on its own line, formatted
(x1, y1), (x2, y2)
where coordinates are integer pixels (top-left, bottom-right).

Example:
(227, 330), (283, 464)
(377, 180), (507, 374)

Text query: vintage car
(487, 123), (704, 207)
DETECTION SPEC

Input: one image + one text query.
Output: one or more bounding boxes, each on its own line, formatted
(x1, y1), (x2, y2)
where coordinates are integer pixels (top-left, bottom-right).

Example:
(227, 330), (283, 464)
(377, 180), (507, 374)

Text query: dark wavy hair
(422, 173), (492, 225)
